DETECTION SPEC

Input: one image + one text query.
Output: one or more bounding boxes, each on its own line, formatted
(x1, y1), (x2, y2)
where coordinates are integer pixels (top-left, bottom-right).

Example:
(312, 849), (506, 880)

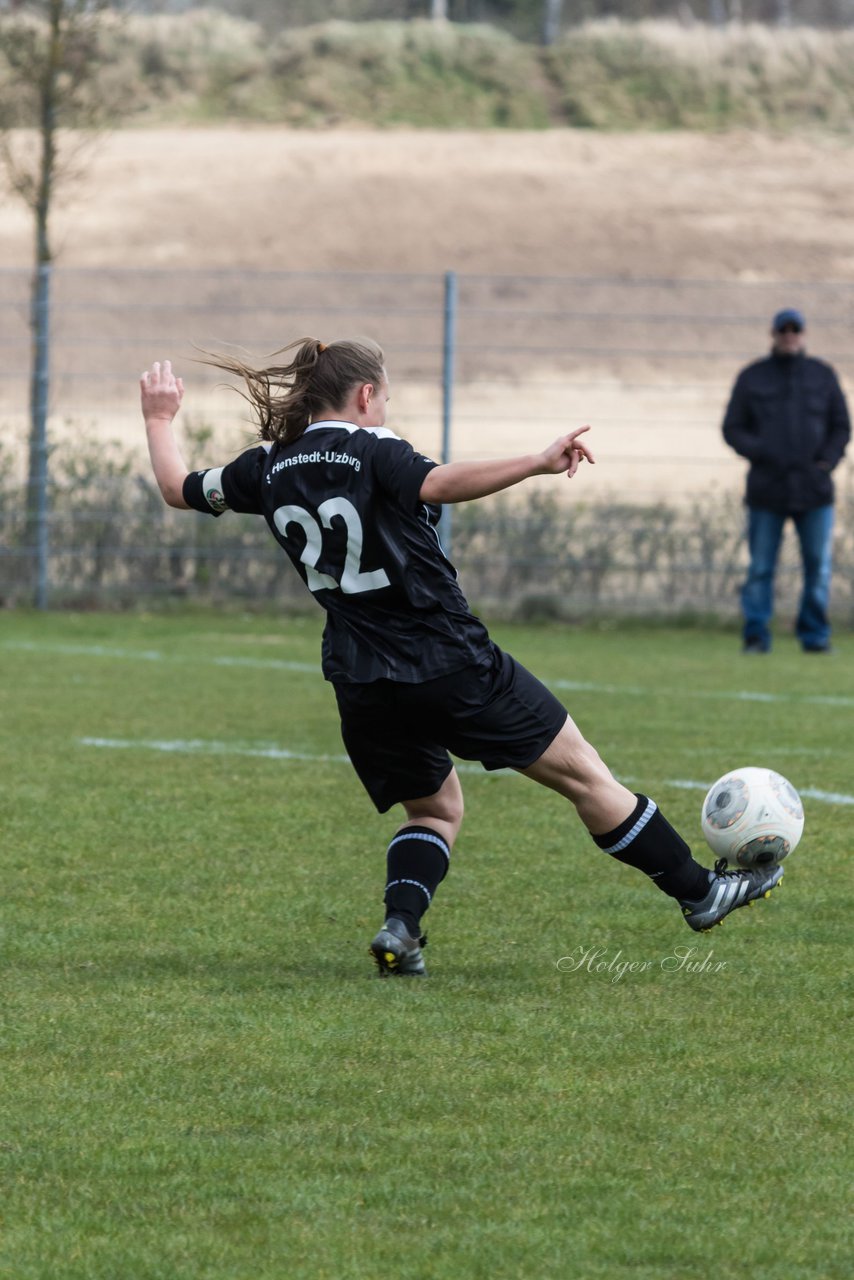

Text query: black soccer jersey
(183, 421), (493, 684)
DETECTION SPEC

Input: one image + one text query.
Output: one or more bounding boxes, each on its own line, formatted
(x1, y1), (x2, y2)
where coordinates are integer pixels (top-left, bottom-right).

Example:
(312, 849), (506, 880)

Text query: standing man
(723, 307), (850, 653)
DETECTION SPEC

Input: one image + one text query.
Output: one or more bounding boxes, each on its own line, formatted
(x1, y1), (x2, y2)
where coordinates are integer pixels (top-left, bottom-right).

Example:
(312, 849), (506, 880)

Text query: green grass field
(0, 610), (850, 1279)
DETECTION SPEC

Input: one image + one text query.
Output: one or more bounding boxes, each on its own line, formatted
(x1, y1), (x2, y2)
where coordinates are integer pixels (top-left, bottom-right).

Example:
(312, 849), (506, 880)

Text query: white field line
(79, 736), (350, 763)
(4, 641), (317, 675)
(6, 639), (854, 710)
(663, 777), (854, 807)
(77, 737), (854, 807)
(550, 678), (854, 709)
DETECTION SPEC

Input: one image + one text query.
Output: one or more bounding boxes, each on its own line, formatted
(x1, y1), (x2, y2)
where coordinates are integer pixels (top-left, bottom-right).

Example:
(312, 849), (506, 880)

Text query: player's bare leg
(520, 717), (715, 908)
(520, 718), (783, 928)
(518, 716), (636, 833)
(399, 766), (464, 848)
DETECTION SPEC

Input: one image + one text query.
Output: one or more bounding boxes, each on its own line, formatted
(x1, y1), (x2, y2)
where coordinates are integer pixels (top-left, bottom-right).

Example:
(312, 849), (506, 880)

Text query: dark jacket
(722, 351), (850, 513)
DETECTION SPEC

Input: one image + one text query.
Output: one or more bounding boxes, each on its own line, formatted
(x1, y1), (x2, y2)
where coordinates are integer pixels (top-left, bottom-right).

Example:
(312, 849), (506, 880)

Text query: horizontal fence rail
(1, 267), (852, 619)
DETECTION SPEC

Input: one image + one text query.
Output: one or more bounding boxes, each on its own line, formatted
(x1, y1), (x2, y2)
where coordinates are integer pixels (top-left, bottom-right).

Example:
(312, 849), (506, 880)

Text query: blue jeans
(742, 505), (835, 650)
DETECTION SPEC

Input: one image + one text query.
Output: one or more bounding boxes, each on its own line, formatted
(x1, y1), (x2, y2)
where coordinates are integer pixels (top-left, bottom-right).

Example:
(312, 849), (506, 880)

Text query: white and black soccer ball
(701, 767), (804, 868)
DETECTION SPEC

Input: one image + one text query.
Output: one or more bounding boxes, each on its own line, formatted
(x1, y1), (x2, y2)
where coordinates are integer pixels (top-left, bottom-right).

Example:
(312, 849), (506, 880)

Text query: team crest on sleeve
(202, 466), (228, 513)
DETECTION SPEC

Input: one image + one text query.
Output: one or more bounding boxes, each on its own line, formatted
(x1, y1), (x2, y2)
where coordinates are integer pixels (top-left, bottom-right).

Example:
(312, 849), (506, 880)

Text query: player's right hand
(140, 360), (184, 424)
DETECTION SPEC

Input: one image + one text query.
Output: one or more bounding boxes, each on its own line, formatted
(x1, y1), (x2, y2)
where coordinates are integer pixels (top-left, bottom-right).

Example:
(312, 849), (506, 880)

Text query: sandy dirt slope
(2, 128), (852, 501)
(2, 127), (854, 278)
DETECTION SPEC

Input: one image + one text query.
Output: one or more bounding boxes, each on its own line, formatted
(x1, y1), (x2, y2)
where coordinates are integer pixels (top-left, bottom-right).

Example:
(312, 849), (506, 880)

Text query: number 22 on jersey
(273, 497), (391, 595)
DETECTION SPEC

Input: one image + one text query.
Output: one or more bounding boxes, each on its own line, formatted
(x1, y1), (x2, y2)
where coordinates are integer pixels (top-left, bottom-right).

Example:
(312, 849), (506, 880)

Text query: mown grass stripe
(9, 640), (854, 709)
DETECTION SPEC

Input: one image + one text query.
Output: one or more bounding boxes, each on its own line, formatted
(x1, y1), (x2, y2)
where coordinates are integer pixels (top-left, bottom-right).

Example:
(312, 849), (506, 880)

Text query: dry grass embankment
(3, 14), (854, 131)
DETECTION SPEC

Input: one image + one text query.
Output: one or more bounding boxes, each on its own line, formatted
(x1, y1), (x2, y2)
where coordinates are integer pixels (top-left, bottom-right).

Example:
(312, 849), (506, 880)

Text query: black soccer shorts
(333, 642), (568, 813)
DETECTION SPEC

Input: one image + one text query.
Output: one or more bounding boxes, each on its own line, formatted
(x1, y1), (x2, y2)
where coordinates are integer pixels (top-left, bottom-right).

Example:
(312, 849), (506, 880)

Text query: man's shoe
(369, 917), (427, 976)
(679, 859), (783, 932)
(803, 644), (832, 654)
(743, 637), (769, 654)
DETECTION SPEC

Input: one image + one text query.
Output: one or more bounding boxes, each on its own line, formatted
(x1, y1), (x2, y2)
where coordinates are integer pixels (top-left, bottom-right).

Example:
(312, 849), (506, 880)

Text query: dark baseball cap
(772, 307), (805, 332)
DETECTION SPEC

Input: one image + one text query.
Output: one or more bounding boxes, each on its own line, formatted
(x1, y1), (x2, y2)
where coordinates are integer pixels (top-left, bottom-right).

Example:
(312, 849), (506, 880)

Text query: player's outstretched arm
(140, 360), (191, 509)
(420, 427), (594, 505)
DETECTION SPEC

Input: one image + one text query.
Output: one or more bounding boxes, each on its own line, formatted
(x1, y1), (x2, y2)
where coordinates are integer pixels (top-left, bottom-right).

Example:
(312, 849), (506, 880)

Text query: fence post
(438, 269), (457, 555)
(542, 0), (563, 45)
(30, 260), (51, 610)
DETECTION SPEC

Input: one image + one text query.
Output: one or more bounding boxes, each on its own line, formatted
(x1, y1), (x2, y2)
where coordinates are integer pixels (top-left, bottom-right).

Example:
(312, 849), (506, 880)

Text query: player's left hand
(140, 360), (184, 424)
(539, 426), (595, 478)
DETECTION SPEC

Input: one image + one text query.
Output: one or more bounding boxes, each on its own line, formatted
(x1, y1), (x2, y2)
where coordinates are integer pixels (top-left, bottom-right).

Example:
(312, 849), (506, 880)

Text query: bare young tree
(0, 0), (124, 605)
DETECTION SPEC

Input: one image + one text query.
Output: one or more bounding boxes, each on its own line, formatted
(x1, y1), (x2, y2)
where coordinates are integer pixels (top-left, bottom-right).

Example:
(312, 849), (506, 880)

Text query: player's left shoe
(369, 917), (427, 976)
(679, 859), (783, 932)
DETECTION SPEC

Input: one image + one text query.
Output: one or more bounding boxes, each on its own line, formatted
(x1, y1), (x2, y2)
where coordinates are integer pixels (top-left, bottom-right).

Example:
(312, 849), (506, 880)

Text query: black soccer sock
(384, 825), (451, 937)
(591, 794), (710, 901)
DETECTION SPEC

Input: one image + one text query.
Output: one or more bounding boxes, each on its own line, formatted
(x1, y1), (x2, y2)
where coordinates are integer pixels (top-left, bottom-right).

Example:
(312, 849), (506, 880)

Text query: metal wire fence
(1, 267), (853, 620)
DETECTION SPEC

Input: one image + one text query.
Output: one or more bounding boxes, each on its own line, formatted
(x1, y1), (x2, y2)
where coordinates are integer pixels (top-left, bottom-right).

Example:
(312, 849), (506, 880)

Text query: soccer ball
(701, 767), (804, 868)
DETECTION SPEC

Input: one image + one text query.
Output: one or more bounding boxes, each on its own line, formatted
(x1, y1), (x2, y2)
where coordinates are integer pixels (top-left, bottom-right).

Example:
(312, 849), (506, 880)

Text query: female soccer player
(140, 340), (782, 976)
